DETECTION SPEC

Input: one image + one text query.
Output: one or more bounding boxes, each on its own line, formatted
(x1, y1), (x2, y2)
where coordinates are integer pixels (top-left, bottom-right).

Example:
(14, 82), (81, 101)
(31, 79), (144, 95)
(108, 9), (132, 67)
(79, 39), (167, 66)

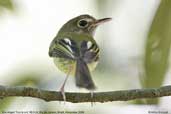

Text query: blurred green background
(0, 0), (171, 113)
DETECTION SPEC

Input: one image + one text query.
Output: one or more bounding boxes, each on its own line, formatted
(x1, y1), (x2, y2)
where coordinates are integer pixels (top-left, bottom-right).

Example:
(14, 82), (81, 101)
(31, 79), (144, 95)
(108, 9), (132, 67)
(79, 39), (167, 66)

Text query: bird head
(58, 14), (112, 36)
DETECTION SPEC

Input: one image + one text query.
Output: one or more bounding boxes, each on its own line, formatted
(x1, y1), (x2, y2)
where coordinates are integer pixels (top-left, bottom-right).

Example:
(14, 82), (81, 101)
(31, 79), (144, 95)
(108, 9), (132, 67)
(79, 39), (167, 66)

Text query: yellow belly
(53, 58), (98, 76)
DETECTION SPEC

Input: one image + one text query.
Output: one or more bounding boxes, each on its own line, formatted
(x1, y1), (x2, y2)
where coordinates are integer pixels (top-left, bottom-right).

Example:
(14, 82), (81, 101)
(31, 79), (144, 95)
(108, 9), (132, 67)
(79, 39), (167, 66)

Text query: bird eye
(78, 19), (88, 28)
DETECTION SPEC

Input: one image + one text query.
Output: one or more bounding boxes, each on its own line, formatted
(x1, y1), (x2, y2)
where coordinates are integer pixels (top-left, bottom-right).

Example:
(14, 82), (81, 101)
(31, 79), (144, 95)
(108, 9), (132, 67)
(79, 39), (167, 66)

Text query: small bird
(49, 14), (111, 101)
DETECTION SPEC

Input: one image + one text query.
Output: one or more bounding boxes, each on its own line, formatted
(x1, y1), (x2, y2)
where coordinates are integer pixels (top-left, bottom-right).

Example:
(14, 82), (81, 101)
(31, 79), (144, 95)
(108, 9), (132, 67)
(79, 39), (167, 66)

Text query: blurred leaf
(142, 0), (171, 104)
(0, 72), (43, 111)
(0, 98), (14, 111)
(0, 0), (15, 14)
(9, 72), (42, 86)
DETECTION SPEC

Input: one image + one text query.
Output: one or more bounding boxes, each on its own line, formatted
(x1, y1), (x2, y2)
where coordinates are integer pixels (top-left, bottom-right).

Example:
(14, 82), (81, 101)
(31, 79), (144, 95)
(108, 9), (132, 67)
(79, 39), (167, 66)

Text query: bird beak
(94, 18), (112, 26)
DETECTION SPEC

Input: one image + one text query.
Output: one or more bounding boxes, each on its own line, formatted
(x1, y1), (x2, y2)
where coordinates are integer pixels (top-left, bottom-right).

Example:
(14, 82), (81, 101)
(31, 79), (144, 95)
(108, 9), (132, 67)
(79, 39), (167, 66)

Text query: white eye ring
(77, 19), (88, 28)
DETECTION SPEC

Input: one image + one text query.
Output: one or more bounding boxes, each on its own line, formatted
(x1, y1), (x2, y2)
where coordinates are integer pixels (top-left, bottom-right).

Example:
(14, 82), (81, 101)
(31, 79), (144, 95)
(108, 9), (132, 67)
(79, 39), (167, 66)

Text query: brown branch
(0, 85), (171, 103)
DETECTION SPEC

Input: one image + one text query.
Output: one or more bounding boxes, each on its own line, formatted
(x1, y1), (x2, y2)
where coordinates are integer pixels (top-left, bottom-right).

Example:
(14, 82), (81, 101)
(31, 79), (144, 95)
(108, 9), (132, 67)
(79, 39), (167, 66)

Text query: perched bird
(49, 14), (111, 101)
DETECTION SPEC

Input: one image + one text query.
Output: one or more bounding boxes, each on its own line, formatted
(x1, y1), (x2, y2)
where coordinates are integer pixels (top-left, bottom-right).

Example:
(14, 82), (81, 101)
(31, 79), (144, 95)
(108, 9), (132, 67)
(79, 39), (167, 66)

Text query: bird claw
(90, 91), (95, 107)
(60, 86), (66, 104)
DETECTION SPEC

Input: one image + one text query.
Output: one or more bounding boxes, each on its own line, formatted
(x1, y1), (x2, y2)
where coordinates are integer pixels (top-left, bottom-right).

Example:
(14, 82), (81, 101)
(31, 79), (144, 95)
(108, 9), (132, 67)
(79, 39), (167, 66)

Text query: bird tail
(75, 58), (96, 90)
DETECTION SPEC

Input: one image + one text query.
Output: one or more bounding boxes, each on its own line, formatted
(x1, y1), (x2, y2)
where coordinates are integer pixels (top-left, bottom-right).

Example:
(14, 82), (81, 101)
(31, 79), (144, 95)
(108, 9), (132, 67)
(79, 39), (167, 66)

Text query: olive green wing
(49, 38), (76, 60)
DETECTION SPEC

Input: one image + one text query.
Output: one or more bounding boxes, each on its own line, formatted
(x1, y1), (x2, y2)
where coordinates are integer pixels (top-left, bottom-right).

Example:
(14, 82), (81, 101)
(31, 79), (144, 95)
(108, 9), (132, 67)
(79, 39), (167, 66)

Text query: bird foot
(60, 86), (66, 104)
(90, 91), (95, 107)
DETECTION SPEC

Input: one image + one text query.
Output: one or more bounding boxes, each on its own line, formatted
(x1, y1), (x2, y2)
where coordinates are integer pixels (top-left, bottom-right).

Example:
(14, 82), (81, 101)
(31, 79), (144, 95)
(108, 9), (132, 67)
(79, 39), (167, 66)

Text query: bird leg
(90, 90), (95, 107)
(59, 66), (72, 102)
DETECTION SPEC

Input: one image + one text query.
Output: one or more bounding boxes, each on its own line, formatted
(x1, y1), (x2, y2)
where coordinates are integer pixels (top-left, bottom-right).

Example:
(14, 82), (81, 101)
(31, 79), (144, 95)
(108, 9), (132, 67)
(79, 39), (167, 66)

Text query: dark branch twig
(0, 85), (171, 103)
